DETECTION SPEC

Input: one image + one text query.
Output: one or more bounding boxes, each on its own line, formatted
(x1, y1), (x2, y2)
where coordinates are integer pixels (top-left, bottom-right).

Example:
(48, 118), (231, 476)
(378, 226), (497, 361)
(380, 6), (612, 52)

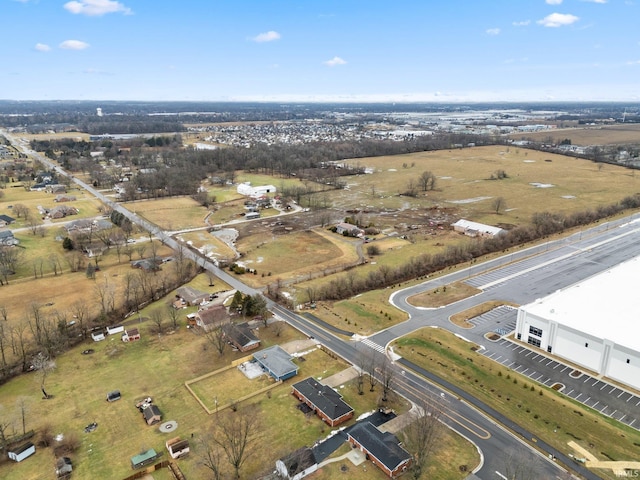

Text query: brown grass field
(507, 123), (640, 146)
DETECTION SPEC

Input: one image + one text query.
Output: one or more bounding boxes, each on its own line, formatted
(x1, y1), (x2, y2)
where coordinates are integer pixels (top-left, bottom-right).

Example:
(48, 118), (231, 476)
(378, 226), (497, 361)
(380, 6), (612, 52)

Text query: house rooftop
(292, 377), (353, 421)
(347, 422), (412, 473)
(222, 322), (259, 349)
(253, 345), (298, 379)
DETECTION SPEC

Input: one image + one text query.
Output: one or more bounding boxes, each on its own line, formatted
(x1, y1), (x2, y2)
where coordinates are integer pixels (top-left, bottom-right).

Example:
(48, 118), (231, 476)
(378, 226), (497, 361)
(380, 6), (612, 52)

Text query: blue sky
(2, 0), (639, 102)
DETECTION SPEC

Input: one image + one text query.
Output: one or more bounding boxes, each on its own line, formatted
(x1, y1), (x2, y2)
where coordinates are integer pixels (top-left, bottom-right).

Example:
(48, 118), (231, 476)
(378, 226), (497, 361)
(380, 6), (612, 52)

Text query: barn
(515, 255), (640, 391)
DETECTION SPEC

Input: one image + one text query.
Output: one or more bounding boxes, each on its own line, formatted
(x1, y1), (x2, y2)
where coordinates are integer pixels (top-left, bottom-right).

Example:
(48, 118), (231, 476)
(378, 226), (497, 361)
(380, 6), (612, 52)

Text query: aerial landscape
(1, 1), (640, 480)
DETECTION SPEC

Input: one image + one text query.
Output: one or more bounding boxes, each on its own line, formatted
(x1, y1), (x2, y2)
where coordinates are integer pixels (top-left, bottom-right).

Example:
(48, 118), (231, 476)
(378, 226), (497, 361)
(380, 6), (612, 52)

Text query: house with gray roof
(291, 377), (354, 427)
(347, 422), (412, 478)
(0, 214), (15, 227)
(253, 345), (298, 381)
(0, 230), (19, 246)
(222, 322), (260, 352)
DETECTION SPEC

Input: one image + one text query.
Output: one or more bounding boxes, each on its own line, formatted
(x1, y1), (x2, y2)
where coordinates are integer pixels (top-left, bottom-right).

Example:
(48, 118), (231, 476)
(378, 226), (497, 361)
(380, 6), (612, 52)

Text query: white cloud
(581, 0), (607, 3)
(626, 60), (640, 65)
(251, 31), (281, 43)
(59, 40), (90, 50)
(537, 13), (579, 27)
(546, 0), (563, 4)
(323, 56), (347, 67)
(486, 28), (500, 36)
(35, 43), (51, 52)
(512, 20), (530, 26)
(64, 0), (132, 16)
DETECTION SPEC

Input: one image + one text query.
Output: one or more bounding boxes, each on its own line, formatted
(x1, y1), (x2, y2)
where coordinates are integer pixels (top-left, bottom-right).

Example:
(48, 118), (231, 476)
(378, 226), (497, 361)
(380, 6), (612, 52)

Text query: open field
(18, 132), (91, 142)
(124, 197), (209, 231)
(507, 123), (640, 146)
(393, 328), (640, 480)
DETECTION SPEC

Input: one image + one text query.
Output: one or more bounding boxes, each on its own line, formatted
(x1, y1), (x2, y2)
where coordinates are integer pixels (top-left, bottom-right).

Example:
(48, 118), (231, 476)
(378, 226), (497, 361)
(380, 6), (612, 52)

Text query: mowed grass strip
(394, 328), (640, 480)
(407, 281), (481, 308)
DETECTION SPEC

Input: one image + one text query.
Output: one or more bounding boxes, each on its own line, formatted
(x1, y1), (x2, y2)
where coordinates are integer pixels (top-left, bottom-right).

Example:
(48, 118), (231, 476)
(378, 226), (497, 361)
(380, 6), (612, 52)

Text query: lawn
(125, 196), (209, 231)
(393, 328), (640, 480)
(507, 123), (640, 146)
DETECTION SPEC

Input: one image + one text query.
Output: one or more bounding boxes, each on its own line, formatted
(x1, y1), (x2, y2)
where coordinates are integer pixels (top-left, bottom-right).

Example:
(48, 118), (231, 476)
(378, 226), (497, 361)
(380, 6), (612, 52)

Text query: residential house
(8, 442), (35, 462)
(143, 405), (162, 425)
(176, 285), (211, 306)
(451, 219), (504, 238)
(222, 322), (260, 352)
(122, 328), (140, 342)
(46, 184), (67, 194)
(130, 258), (162, 272)
(346, 422), (412, 478)
(335, 222), (364, 237)
(253, 345), (298, 381)
(291, 377), (354, 427)
(166, 437), (190, 459)
(195, 304), (228, 332)
(49, 205), (79, 219)
(275, 447), (318, 480)
(0, 230), (19, 246)
(0, 214), (15, 227)
(54, 194), (76, 203)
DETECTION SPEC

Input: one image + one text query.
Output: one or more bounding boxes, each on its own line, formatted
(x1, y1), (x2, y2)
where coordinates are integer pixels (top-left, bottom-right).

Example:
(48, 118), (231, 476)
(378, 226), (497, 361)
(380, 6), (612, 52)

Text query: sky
(1, 0), (639, 102)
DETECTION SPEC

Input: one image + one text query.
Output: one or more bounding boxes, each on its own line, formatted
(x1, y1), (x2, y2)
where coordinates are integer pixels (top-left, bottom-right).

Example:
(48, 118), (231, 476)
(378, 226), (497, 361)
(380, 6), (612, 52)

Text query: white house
(515, 255), (640, 391)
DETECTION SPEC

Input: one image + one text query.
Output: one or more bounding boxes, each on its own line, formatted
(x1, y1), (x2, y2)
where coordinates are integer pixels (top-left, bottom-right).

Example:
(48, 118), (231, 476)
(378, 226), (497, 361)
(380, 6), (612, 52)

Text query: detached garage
(516, 256), (640, 391)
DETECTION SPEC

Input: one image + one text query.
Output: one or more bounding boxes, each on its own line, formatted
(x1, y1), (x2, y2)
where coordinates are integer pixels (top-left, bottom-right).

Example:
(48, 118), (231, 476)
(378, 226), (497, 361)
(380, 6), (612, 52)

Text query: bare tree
(197, 432), (225, 480)
(419, 171), (437, 191)
(0, 246), (25, 286)
(204, 324), (227, 356)
(150, 309), (165, 334)
(166, 304), (180, 330)
(402, 395), (445, 480)
(215, 407), (261, 479)
(10, 319), (31, 372)
(492, 196), (507, 215)
(379, 356), (395, 402)
(15, 396), (32, 435)
(70, 300), (91, 340)
(32, 352), (56, 399)
(0, 308), (9, 376)
(500, 453), (538, 480)
(272, 320), (284, 337)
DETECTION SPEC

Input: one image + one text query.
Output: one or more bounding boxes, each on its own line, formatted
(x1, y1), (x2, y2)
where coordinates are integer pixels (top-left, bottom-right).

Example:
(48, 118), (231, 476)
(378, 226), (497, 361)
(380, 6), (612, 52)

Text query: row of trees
(306, 193), (640, 302)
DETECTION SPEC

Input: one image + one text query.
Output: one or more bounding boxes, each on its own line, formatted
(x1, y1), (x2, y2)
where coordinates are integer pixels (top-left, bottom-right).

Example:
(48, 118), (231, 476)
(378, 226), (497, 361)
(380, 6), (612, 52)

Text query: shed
(91, 331), (105, 342)
(143, 405), (162, 425)
(106, 390), (121, 402)
(8, 442), (35, 462)
(275, 447), (318, 480)
(451, 219), (504, 238)
(122, 328), (140, 342)
(55, 456), (73, 478)
(253, 345), (298, 381)
(166, 437), (190, 459)
(131, 448), (159, 469)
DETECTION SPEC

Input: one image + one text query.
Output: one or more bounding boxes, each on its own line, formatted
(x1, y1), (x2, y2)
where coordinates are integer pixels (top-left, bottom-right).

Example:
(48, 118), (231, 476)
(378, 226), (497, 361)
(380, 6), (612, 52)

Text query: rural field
(507, 123), (640, 146)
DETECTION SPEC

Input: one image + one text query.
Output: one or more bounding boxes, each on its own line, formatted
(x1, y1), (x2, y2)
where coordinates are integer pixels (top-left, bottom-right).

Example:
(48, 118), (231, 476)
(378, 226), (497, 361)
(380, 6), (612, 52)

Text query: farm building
(253, 345), (298, 381)
(237, 182), (276, 198)
(122, 328), (140, 342)
(143, 405), (162, 425)
(176, 286), (210, 306)
(291, 377), (354, 427)
(451, 219), (504, 238)
(275, 447), (318, 480)
(223, 322), (260, 352)
(0, 214), (15, 226)
(166, 437), (190, 459)
(347, 422), (412, 478)
(335, 222), (364, 237)
(195, 304), (228, 332)
(516, 255), (640, 391)
(8, 442), (35, 462)
(131, 448), (159, 469)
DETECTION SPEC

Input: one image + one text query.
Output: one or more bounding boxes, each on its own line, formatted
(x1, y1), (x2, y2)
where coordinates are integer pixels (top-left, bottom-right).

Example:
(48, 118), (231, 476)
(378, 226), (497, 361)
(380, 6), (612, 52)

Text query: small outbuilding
(55, 456), (73, 478)
(275, 447), (318, 480)
(122, 328), (140, 342)
(131, 448), (159, 469)
(166, 437), (190, 459)
(143, 405), (162, 425)
(8, 442), (35, 462)
(106, 390), (121, 402)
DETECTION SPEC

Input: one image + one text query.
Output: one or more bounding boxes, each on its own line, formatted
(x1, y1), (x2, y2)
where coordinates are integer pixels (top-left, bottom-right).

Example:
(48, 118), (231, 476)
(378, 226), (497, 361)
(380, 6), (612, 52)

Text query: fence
(121, 460), (169, 480)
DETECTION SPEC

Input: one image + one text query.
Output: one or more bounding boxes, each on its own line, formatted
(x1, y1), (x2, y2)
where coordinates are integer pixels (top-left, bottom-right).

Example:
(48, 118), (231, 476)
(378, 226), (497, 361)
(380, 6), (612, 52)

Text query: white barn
(451, 219), (504, 238)
(237, 182), (276, 198)
(515, 256), (640, 391)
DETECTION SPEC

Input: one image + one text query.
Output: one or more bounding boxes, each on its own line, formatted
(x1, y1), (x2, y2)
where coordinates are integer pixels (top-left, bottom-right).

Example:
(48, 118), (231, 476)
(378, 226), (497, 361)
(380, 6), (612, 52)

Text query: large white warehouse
(515, 255), (640, 391)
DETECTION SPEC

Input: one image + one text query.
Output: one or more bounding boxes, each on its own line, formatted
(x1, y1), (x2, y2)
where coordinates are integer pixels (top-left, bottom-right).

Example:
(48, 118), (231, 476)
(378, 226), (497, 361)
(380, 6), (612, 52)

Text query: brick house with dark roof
(347, 421), (412, 478)
(222, 322), (260, 352)
(291, 377), (354, 427)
